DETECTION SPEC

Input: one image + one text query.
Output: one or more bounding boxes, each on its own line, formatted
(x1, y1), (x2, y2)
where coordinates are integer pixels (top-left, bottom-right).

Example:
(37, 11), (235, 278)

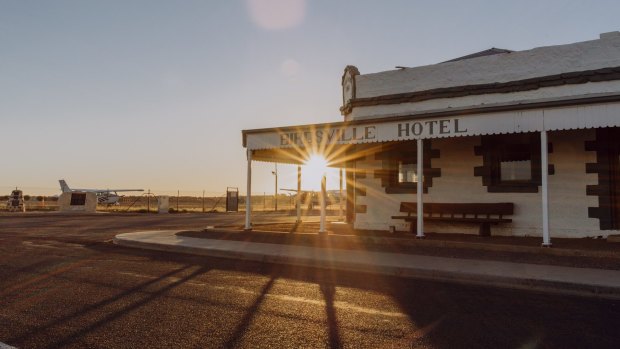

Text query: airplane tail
(59, 179), (71, 193)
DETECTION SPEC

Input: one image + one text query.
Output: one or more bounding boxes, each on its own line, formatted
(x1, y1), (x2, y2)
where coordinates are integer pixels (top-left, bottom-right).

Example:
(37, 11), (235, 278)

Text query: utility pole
(177, 190), (180, 212)
(147, 189), (150, 213)
(202, 190), (205, 213)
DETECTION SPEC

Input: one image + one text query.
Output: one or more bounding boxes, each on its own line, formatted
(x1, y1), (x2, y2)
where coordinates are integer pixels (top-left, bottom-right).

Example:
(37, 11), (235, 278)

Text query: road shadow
(218, 274), (278, 349)
(88, 242), (620, 349)
(8, 264), (210, 347)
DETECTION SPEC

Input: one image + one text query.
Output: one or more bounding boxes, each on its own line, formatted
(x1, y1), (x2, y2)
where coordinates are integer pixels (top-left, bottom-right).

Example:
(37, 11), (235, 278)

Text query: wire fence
(0, 192), (344, 213)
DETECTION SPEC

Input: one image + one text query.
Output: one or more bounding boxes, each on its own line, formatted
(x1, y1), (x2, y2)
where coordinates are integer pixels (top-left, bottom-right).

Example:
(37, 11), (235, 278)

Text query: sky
(2, 0), (620, 196)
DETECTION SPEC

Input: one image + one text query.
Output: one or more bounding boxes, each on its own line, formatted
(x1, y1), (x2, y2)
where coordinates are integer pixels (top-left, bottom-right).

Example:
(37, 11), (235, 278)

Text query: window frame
(374, 140), (439, 194)
(475, 133), (544, 193)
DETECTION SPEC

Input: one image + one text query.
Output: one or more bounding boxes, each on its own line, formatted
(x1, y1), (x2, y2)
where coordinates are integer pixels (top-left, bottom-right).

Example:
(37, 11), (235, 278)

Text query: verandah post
(319, 174), (327, 233)
(339, 168), (344, 220)
(296, 165), (302, 223)
(245, 149), (252, 231)
(416, 138), (425, 238)
(541, 130), (551, 247)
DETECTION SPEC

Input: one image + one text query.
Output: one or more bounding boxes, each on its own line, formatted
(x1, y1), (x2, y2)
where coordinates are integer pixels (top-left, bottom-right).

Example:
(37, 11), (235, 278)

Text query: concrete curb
(193, 228), (620, 260)
(338, 234), (620, 259)
(115, 231), (620, 300)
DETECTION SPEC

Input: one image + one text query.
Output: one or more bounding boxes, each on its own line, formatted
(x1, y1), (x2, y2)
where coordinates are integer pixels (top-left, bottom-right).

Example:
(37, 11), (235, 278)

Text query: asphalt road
(1, 213), (619, 348)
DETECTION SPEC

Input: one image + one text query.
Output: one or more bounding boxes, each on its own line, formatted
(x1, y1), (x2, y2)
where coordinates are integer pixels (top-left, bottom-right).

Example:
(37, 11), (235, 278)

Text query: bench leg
(410, 222), (417, 235)
(479, 222), (491, 237)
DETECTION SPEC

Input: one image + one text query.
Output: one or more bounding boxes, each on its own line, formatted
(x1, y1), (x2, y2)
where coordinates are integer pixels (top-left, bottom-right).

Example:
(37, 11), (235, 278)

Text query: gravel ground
(1, 213), (620, 348)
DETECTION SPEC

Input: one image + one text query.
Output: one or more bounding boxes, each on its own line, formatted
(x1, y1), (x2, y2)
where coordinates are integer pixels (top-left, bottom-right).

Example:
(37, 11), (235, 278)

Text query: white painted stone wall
(354, 157), (402, 230)
(354, 129), (605, 238)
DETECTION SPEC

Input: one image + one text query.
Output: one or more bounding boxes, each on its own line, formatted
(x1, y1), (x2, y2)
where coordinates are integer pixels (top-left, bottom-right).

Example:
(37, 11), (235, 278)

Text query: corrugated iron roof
(442, 48), (513, 63)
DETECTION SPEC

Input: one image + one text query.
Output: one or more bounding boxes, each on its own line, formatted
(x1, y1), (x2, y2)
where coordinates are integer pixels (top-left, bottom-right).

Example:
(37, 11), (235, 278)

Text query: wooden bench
(391, 202), (514, 236)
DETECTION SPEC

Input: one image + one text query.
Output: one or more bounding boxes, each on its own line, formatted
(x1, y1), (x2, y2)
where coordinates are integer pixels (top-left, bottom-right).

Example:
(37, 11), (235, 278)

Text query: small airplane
(59, 179), (144, 205)
(280, 188), (344, 210)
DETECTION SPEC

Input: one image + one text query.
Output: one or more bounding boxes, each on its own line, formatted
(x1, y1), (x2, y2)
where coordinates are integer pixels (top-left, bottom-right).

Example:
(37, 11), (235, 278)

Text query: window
(374, 140), (440, 194)
(475, 133), (549, 193)
(586, 127), (620, 230)
(500, 159), (531, 181)
(398, 161), (423, 184)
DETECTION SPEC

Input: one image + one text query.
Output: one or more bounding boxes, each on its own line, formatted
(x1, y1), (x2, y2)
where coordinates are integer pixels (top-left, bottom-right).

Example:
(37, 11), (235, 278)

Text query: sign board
(226, 187), (239, 212)
(157, 196), (169, 214)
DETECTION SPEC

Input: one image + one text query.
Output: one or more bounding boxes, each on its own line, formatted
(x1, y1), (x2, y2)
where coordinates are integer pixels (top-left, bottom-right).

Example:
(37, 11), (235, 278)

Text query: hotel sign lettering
(246, 113), (523, 150)
(280, 126), (377, 146)
(396, 118), (468, 137)
(278, 118), (468, 147)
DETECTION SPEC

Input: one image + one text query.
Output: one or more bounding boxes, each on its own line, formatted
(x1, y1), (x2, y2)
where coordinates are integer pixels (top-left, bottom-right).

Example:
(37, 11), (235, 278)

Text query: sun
(302, 154), (330, 190)
(305, 154), (328, 174)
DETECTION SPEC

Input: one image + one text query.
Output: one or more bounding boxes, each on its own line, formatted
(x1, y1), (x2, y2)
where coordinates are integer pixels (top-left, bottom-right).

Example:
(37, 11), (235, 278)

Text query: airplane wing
(69, 188), (101, 193)
(59, 180), (142, 194)
(66, 188), (134, 193)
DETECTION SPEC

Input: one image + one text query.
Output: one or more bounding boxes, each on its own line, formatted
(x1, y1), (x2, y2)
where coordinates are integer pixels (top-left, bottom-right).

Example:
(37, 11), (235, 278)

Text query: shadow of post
(50, 265), (211, 348)
(288, 221), (300, 233)
(220, 273), (278, 349)
(320, 280), (342, 349)
(90, 241), (620, 349)
(9, 264), (198, 345)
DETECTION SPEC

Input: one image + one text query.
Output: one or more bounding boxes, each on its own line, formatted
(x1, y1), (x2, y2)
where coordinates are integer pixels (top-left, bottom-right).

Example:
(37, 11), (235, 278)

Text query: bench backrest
(400, 202), (514, 216)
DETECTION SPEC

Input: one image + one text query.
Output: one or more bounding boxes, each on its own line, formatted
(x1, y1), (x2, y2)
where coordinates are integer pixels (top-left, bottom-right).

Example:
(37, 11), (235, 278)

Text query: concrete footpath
(114, 230), (620, 300)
